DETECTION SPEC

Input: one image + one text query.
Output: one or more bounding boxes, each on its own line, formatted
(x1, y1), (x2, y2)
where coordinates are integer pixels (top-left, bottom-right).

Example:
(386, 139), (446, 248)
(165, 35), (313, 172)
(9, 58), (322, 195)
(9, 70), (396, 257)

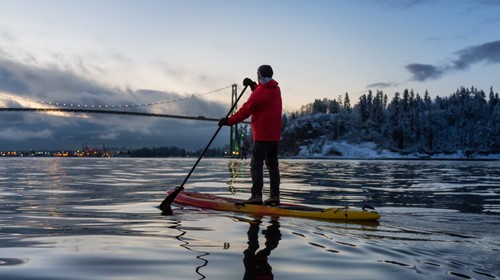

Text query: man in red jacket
(219, 65), (282, 206)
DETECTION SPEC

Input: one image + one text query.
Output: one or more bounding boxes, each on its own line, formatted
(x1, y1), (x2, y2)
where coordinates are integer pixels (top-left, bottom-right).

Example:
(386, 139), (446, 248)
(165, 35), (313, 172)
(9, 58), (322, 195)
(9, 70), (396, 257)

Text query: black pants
(250, 141), (280, 198)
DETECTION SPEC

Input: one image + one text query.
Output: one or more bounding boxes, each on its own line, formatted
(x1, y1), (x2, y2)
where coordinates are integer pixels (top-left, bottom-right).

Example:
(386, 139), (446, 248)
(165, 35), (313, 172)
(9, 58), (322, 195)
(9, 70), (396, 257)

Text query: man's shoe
(244, 196), (263, 205)
(264, 196), (280, 206)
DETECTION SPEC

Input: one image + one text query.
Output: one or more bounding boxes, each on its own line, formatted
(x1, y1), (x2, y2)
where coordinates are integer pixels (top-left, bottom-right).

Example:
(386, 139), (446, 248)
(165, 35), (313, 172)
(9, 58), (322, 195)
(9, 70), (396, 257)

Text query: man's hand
(243, 78), (257, 90)
(218, 117), (229, 127)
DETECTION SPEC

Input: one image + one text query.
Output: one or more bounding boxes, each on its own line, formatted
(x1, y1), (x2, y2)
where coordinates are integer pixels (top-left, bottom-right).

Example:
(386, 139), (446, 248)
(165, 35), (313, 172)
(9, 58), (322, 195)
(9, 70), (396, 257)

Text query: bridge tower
(229, 84), (240, 156)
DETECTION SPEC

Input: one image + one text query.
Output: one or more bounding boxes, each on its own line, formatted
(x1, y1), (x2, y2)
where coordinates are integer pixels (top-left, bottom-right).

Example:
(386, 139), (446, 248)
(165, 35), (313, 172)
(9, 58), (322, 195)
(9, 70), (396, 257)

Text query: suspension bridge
(0, 107), (220, 122)
(0, 84), (248, 155)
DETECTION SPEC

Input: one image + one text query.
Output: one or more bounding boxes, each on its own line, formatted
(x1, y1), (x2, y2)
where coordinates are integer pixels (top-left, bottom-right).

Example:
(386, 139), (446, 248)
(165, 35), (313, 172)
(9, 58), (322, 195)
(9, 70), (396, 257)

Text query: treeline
(280, 86), (500, 156)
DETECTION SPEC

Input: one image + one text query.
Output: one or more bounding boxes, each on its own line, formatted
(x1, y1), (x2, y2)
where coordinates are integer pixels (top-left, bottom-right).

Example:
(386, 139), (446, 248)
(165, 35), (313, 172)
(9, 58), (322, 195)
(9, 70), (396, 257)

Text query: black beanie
(257, 65), (273, 78)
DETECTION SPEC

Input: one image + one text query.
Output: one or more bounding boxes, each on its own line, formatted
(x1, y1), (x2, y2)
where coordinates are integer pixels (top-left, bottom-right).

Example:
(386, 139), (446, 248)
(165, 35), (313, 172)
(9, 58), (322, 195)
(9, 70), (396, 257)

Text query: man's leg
(265, 142), (280, 198)
(262, 142), (280, 206)
(248, 141), (267, 203)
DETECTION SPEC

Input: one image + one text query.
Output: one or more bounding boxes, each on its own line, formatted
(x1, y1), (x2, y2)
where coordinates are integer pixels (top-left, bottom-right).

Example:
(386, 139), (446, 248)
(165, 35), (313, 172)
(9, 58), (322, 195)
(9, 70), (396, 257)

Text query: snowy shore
(295, 141), (500, 160)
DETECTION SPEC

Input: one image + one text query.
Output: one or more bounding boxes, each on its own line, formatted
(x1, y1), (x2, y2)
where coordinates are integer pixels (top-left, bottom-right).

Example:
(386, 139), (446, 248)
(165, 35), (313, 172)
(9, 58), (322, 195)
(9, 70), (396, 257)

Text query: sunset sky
(1, 0), (499, 150)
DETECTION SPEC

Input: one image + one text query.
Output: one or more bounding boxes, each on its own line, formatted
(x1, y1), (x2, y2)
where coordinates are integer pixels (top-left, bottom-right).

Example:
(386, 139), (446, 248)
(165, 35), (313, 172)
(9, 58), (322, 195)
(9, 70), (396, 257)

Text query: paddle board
(168, 190), (380, 221)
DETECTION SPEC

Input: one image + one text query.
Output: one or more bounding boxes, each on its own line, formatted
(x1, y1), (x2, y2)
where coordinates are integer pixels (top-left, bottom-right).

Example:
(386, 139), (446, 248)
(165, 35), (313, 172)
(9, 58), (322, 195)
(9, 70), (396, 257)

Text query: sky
(0, 0), (499, 151)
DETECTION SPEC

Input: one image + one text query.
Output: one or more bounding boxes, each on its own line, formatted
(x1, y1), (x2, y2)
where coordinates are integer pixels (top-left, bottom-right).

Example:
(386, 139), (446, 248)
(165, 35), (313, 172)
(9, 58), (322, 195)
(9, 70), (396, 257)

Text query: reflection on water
(279, 160), (500, 214)
(0, 158), (498, 279)
(227, 160), (247, 195)
(0, 258), (25, 266)
(224, 159), (500, 214)
(242, 218), (281, 280)
(172, 221), (210, 279)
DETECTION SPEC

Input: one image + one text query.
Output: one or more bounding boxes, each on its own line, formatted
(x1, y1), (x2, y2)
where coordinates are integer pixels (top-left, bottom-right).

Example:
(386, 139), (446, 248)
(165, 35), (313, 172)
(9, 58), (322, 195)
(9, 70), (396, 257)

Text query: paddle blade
(160, 205), (173, 215)
(158, 186), (183, 213)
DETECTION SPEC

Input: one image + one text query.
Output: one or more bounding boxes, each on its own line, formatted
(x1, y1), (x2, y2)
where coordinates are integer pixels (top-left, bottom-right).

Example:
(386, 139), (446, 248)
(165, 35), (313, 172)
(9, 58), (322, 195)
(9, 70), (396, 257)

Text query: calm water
(0, 158), (499, 280)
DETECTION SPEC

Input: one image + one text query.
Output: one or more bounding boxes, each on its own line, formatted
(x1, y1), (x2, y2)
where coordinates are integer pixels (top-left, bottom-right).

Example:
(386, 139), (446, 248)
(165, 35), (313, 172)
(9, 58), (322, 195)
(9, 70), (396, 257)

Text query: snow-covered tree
(281, 86), (499, 157)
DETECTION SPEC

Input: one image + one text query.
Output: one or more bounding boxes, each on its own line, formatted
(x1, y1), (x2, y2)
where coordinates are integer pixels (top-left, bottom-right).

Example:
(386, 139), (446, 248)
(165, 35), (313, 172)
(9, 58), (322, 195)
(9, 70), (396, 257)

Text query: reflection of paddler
(239, 146), (247, 159)
(243, 220), (281, 280)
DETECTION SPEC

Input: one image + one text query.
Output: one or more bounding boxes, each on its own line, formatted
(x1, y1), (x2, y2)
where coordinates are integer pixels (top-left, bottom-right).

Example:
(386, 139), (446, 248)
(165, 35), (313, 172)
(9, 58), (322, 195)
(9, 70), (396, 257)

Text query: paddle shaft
(159, 85), (249, 211)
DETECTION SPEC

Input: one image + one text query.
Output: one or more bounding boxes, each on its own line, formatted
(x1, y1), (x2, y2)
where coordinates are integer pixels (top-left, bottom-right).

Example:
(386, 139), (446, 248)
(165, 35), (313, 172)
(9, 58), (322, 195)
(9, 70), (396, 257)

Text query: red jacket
(228, 80), (282, 141)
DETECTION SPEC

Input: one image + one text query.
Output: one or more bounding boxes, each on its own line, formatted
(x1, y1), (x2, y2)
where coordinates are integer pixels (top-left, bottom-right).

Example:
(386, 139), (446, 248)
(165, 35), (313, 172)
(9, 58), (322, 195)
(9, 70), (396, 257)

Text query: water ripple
(0, 158), (498, 279)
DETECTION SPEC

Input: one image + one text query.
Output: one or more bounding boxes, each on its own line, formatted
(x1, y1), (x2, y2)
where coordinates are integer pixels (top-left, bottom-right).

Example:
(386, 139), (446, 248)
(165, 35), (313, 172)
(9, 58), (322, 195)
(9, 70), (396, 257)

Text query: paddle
(159, 85), (249, 214)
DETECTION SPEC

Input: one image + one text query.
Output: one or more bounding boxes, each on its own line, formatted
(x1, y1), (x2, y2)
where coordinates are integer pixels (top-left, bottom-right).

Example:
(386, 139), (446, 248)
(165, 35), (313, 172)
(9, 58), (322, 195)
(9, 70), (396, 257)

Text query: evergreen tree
(328, 99), (341, 114)
(343, 92), (352, 112)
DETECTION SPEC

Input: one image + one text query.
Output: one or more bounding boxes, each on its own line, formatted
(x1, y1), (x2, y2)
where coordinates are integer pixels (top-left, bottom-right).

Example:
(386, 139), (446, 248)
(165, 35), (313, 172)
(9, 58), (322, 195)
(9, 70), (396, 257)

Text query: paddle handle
(159, 85), (249, 212)
(178, 85), (248, 189)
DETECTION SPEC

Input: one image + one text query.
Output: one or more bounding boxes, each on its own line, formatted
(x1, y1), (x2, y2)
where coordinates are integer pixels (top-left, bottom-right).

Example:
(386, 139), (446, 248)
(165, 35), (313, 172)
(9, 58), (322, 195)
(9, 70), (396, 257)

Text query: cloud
(0, 57), (231, 150)
(0, 58), (122, 101)
(97, 132), (120, 140)
(405, 40), (500, 81)
(451, 40), (500, 70)
(390, 0), (432, 8)
(0, 62), (30, 94)
(380, 0), (500, 10)
(0, 128), (53, 141)
(405, 63), (444, 81)
(366, 82), (397, 89)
